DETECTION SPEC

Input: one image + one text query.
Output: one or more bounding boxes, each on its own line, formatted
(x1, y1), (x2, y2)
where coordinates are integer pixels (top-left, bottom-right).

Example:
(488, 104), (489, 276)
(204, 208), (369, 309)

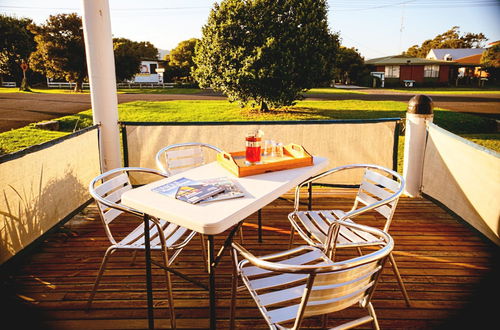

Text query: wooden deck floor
(1, 190), (498, 329)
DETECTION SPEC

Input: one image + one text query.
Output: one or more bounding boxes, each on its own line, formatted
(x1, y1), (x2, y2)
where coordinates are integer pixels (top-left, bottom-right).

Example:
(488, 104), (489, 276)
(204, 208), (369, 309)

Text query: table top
(121, 156), (328, 235)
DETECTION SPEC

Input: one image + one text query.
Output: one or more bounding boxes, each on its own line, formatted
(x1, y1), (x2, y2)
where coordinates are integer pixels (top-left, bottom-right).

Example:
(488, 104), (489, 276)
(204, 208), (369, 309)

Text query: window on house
(424, 65), (439, 78)
(385, 65), (400, 78)
(150, 63), (157, 74)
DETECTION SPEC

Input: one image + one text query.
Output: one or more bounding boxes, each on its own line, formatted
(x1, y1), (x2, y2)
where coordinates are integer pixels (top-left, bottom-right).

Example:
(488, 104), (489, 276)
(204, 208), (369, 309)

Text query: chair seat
(293, 210), (381, 247)
(118, 218), (191, 250)
(238, 247), (332, 326)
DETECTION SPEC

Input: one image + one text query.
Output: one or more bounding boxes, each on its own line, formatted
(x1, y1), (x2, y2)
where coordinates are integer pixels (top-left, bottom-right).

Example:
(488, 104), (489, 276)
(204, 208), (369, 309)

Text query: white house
(132, 60), (162, 83)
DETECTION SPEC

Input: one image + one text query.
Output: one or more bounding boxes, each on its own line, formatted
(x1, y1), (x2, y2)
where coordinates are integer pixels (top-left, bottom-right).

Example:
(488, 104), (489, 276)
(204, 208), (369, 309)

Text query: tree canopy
(0, 15), (36, 86)
(334, 46), (366, 85)
(113, 38), (158, 82)
(404, 26), (487, 58)
(28, 13), (87, 92)
(193, 0), (339, 111)
(165, 38), (199, 83)
(481, 43), (500, 84)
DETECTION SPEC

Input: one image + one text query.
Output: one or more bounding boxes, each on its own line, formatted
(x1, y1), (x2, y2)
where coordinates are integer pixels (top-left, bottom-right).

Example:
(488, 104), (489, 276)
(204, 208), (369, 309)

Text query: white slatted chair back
(155, 143), (223, 175)
(232, 220), (393, 330)
(288, 164), (411, 307)
(354, 167), (403, 232)
(89, 167), (167, 245)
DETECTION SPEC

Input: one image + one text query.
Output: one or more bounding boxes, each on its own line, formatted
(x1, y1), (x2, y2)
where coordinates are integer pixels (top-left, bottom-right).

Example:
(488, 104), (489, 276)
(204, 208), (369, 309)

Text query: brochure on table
(152, 177), (245, 204)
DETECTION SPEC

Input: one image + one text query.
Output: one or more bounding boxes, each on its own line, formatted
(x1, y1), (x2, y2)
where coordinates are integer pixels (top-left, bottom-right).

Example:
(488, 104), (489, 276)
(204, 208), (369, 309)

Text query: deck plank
(1, 191), (498, 329)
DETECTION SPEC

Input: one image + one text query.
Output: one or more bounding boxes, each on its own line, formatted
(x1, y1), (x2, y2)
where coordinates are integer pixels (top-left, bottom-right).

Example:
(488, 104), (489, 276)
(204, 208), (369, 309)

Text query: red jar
(245, 135), (262, 164)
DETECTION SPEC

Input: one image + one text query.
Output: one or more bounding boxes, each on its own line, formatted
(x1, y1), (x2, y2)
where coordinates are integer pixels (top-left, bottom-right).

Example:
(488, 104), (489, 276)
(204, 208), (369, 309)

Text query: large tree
(28, 13), (87, 92)
(405, 26), (487, 58)
(167, 38), (199, 82)
(334, 46), (366, 85)
(0, 15), (36, 89)
(481, 44), (500, 84)
(113, 38), (158, 82)
(193, 0), (338, 111)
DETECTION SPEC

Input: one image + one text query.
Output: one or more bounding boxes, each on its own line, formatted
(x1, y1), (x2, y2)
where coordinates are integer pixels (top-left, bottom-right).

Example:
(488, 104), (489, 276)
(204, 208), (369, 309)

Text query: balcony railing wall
(120, 119), (400, 185)
(422, 123), (500, 245)
(0, 126), (101, 264)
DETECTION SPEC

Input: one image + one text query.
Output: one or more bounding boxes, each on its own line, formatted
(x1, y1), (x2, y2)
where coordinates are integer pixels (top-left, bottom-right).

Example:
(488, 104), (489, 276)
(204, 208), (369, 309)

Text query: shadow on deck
(1, 190), (498, 329)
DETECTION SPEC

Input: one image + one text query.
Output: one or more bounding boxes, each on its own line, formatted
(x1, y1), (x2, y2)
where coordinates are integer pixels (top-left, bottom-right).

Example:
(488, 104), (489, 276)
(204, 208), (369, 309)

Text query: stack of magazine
(152, 177), (245, 204)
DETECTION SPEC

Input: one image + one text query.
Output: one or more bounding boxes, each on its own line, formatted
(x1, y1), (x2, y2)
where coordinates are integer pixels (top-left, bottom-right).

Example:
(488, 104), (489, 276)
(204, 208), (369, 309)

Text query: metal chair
(230, 220), (394, 330)
(288, 164), (411, 307)
(87, 167), (199, 329)
(155, 142), (223, 176)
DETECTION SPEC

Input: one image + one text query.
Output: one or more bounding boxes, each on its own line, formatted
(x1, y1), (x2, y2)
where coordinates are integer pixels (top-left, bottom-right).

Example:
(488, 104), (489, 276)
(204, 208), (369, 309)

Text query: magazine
(197, 177), (246, 203)
(175, 183), (225, 204)
(152, 176), (245, 204)
(152, 177), (224, 204)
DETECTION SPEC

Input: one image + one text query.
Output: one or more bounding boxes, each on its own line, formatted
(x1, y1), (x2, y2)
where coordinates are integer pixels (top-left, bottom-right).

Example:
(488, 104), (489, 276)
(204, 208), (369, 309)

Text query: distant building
(426, 48), (488, 80)
(131, 59), (165, 83)
(365, 55), (456, 87)
(426, 48), (485, 61)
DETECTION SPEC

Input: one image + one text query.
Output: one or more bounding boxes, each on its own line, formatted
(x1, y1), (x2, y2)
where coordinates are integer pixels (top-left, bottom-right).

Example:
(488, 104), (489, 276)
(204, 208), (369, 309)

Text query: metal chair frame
(288, 164), (411, 307)
(230, 220), (394, 330)
(155, 142), (223, 176)
(87, 167), (199, 329)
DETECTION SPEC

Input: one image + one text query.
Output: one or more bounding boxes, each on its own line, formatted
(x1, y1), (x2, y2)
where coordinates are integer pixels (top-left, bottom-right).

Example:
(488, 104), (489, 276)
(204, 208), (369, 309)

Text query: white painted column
(81, 0), (121, 171)
(403, 95), (434, 197)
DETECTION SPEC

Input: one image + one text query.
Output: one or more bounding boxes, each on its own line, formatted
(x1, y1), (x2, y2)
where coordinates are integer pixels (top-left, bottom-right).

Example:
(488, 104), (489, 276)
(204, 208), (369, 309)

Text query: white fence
(47, 81), (90, 88)
(116, 82), (175, 89)
(422, 123), (500, 245)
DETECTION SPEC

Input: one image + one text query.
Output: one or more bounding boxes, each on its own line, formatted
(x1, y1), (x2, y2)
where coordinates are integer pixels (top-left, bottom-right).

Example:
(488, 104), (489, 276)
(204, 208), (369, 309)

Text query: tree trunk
(19, 77), (31, 91)
(260, 100), (269, 112)
(19, 70), (31, 92)
(74, 80), (83, 93)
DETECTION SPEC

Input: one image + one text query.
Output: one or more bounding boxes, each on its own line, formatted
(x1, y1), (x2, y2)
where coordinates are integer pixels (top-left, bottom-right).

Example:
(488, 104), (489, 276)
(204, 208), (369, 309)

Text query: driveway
(0, 88), (498, 133)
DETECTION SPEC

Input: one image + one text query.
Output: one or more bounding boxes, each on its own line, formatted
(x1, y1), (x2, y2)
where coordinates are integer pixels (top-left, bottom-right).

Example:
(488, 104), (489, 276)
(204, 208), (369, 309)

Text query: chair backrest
(353, 165), (404, 232)
(155, 142), (223, 175)
(89, 167), (166, 244)
(234, 221), (393, 329)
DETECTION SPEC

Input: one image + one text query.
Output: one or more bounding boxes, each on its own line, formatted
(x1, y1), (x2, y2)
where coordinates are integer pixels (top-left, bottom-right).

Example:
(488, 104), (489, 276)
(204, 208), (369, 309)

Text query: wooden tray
(217, 143), (313, 177)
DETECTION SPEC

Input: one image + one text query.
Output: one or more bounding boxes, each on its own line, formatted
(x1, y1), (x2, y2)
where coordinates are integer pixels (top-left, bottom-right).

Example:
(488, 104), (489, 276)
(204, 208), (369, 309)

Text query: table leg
(143, 215), (154, 329)
(258, 209), (263, 243)
(308, 182), (313, 210)
(208, 235), (216, 330)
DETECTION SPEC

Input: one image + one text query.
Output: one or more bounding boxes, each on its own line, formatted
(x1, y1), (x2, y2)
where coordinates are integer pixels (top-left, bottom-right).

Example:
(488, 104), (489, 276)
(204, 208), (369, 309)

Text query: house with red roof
(365, 55), (456, 87)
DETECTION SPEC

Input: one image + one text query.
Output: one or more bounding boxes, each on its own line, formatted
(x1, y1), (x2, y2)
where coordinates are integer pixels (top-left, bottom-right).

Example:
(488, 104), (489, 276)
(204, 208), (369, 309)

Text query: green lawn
(1, 100), (498, 162)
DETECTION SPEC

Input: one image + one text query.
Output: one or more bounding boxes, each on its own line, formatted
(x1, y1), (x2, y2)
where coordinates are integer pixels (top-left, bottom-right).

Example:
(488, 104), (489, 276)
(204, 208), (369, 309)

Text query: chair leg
(200, 234), (207, 267)
(87, 246), (115, 311)
(161, 251), (176, 329)
(229, 248), (238, 330)
(238, 226), (244, 245)
(388, 252), (412, 307)
(288, 227), (295, 249)
(367, 302), (380, 330)
(130, 250), (138, 266)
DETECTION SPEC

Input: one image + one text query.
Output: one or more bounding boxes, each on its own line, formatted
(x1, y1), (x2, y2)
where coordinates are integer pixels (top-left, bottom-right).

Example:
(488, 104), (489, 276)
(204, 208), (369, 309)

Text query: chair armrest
(232, 242), (328, 274)
(90, 167), (168, 217)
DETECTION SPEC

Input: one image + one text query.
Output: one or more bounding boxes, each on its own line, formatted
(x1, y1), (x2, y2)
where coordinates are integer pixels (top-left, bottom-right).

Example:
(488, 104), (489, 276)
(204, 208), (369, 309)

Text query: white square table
(121, 156), (328, 329)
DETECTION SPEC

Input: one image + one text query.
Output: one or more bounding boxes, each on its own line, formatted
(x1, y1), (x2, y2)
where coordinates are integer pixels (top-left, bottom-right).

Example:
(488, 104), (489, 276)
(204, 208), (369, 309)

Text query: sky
(1, 0), (499, 60)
